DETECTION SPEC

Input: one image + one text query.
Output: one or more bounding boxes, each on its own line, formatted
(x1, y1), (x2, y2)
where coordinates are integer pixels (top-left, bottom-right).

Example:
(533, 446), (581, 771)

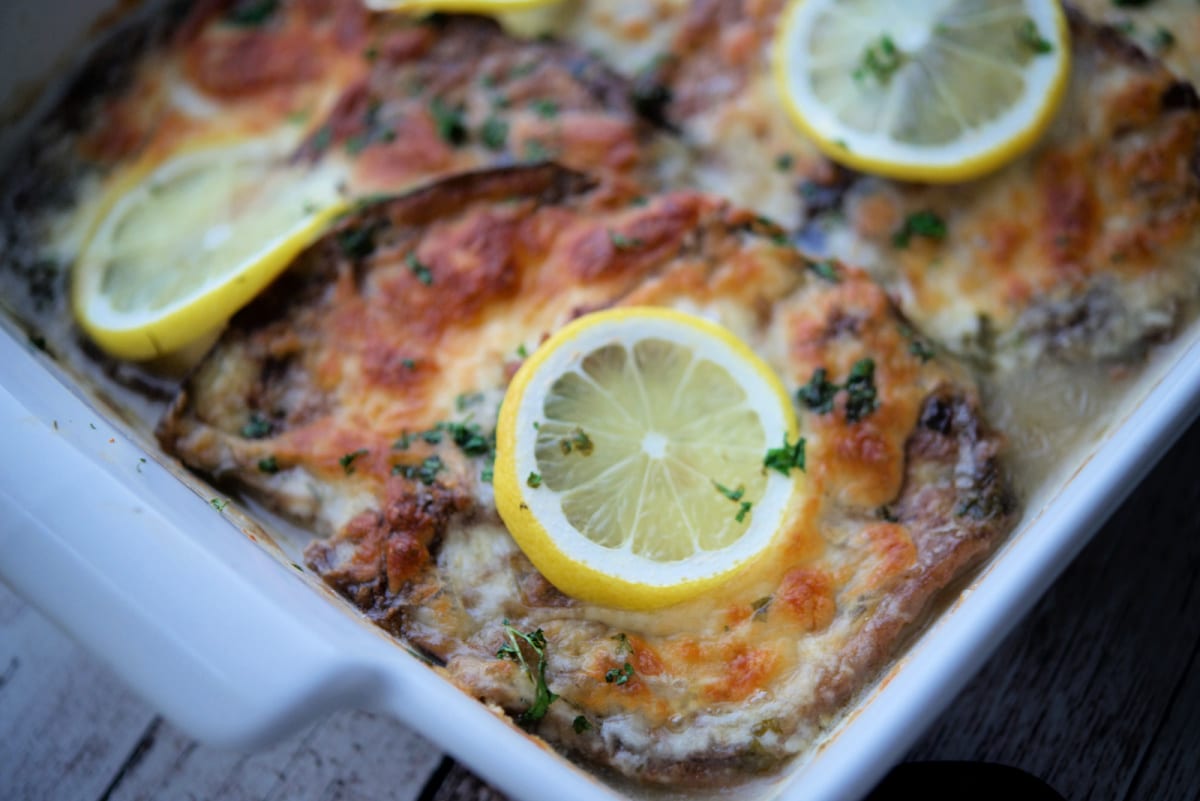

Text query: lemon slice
(774, 0), (1070, 183)
(73, 139), (349, 360)
(494, 307), (800, 611)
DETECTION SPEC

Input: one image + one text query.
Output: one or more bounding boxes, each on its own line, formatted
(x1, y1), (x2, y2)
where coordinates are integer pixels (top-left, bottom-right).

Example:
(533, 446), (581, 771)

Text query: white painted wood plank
(0, 582), (156, 801)
(105, 708), (444, 801)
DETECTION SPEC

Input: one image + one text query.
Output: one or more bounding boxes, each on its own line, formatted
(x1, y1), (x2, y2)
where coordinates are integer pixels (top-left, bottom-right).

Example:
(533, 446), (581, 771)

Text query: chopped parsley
(854, 35), (905, 85)
(420, 429), (443, 444)
(440, 421), (490, 456)
(573, 715), (592, 733)
(1151, 27), (1176, 52)
(406, 252), (434, 285)
(402, 358), (416, 370)
(713, 481), (745, 502)
(775, 153), (795, 171)
(257, 456), (280, 474)
(480, 116), (508, 150)
(392, 455), (445, 485)
(336, 223), (380, 261)
(430, 98), (468, 146)
(1016, 17), (1053, 55)
(558, 427), (594, 456)
(210, 498), (228, 512)
(225, 0), (278, 27)
(339, 449), (369, 474)
(609, 231), (645, 250)
(763, 434), (806, 476)
(523, 139), (552, 162)
(529, 99), (559, 118)
(241, 413), (273, 439)
(844, 358), (880, 423)
(797, 367), (839, 415)
(613, 632), (633, 654)
(1112, 0), (1154, 7)
(516, 343), (529, 358)
(892, 210), (947, 248)
(808, 260), (840, 283)
(909, 339), (935, 363)
(456, 392), (485, 412)
(714, 481), (753, 522)
(309, 125), (333, 154)
(798, 359), (880, 423)
(527, 471), (543, 488)
(497, 623), (558, 723)
(605, 663), (635, 686)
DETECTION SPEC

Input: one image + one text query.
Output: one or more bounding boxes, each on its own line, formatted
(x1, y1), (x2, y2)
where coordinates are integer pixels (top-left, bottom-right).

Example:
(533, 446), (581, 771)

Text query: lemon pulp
(494, 307), (800, 611)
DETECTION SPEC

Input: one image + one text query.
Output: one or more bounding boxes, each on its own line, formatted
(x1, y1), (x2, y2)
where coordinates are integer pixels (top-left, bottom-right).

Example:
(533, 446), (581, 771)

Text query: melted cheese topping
(157, 173), (1011, 781)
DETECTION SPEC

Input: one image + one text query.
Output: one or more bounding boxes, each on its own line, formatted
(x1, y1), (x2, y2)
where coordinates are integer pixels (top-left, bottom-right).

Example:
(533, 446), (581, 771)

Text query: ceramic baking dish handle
(0, 360), (382, 748)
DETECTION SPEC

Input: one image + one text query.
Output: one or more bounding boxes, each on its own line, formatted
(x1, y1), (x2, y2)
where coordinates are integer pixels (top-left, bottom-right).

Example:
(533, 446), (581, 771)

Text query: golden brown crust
(157, 167), (1015, 783)
(814, 10), (1200, 365)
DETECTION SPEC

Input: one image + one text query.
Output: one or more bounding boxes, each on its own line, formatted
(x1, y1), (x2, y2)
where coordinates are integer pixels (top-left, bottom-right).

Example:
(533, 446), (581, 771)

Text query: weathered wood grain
(0, 588), (158, 801)
(905, 415), (1200, 801)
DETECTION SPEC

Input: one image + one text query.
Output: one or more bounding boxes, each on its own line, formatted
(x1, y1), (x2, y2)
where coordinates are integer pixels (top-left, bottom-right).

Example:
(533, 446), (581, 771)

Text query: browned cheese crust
(157, 166), (1015, 783)
(625, 1), (1200, 367)
(824, 8), (1200, 366)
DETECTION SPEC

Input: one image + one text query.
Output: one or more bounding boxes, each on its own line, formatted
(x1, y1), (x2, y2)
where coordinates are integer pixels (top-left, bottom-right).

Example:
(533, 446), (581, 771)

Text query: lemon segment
(494, 307), (800, 611)
(774, 0), (1070, 183)
(72, 139), (350, 360)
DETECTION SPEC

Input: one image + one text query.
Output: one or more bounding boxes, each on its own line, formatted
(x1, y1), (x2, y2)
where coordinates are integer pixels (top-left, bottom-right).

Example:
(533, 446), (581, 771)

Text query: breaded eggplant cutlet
(594, 0), (1200, 367)
(157, 165), (1015, 783)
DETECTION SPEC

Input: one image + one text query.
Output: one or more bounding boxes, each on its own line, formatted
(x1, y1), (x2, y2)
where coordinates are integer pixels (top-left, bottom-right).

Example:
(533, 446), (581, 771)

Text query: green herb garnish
(241, 413), (273, 440)
(605, 663), (635, 686)
(257, 456), (279, 474)
(336, 223), (379, 261)
(609, 231), (645, 250)
(797, 367), (839, 414)
(392, 455), (445, 485)
(480, 116), (508, 150)
(225, 0), (278, 27)
(763, 434), (806, 476)
(339, 449), (369, 474)
(527, 471), (543, 488)
(808, 260), (840, 283)
(1017, 18), (1053, 55)
(573, 715), (592, 733)
(406, 252), (434, 285)
(854, 35), (905, 85)
(530, 99), (559, 118)
(559, 427), (594, 456)
(714, 481), (745, 502)
(430, 98), (468, 146)
(497, 623), (558, 723)
(843, 358), (879, 423)
(892, 210), (947, 248)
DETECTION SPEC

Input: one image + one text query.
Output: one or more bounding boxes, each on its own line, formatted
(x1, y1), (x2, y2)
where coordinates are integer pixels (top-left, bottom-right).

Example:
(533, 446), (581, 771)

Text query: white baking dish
(2, 3), (1199, 801)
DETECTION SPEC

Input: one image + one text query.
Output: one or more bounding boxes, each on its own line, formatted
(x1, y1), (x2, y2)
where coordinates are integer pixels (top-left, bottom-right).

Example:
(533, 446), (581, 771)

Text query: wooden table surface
(3, 416), (1198, 801)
